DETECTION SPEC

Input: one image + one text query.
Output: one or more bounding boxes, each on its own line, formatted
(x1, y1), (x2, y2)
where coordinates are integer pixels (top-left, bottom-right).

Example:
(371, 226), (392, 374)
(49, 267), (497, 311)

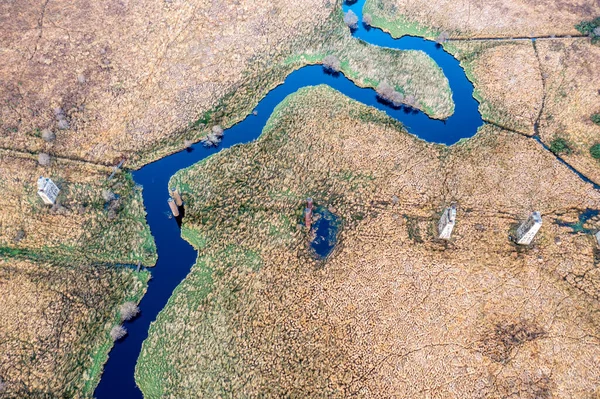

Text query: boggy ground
(364, 0), (599, 39)
(0, 258), (149, 398)
(136, 86), (600, 398)
(0, 149), (155, 396)
(445, 38), (600, 184)
(0, 0), (453, 395)
(0, 150), (156, 266)
(0, 0), (452, 168)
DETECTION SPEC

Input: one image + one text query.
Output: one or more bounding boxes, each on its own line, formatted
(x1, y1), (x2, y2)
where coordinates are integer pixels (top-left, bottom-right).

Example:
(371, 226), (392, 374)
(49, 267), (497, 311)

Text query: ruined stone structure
(438, 204), (457, 240)
(516, 211), (542, 245)
(305, 198), (314, 230)
(171, 189), (183, 206)
(167, 198), (179, 217)
(37, 176), (60, 205)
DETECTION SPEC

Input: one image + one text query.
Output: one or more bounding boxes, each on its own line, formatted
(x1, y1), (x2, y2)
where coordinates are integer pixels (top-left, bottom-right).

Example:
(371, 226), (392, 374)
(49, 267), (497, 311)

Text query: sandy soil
(137, 86), (600, 398)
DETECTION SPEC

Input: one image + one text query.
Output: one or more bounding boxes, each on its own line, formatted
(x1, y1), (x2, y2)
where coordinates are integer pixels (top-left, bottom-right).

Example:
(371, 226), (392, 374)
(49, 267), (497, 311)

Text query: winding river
(94, 0), (483, 397)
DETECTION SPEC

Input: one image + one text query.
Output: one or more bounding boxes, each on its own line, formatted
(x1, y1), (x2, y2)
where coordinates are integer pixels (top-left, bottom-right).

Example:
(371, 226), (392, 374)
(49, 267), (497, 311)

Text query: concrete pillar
(171, 189), (183, 206)
(438, 204), (457, 240)
(168, 198), (180, 217)
(516, 211), (542, 245)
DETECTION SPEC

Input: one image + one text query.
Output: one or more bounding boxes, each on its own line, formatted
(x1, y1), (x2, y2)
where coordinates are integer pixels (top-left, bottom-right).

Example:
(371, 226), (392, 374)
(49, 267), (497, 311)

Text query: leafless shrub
(362, 13), (373, 27)
(13, 229), (25, 243)
(184, 139), (193, 148)
(0, 378), (6, 393)
(77, 74), (86, 84)
(41, 129), (56, 142)
(38, 152), (51, 166)
(436, 31), (449, 44)
(594, 26), (600, 37)
(102, 189), (116, 202)
(201, 125), (224, 147)
(376, 81), (404, 107)
(57, 119), (70, 130)
(322, 55), (341, 72)
(120, 301), (140, 321)
(404, 94), (417, 107)
(212, 125), (224, 137)
(479, 319), (545, 364)
(343, 10), (358, 30)
(110, 325), (127, 341)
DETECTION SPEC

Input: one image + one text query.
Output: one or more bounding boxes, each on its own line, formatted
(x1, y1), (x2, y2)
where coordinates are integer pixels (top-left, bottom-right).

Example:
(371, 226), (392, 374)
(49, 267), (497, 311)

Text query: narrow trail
(94, 1), (598, 397)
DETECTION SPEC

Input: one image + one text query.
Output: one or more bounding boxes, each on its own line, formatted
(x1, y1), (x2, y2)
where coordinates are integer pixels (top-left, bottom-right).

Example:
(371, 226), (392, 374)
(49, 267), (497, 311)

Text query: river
(93, 0), (482, 397)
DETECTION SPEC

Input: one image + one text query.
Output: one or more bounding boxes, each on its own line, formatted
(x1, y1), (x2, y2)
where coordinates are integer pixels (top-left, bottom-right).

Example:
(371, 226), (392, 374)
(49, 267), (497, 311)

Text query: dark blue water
(310, 207), (341, 258)
(94, 0), (482, 397)
(555, 208), (599, 234)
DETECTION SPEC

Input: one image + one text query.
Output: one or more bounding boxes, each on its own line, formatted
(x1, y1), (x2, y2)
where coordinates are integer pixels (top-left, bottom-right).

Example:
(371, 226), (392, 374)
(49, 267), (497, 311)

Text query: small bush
(436, 31), (449, 44)
(38, 153), (51, 166)
(212, 125), (224, 137)
(102, 189), (116, 202)
(590, 143), (600, 159)
(41, 129), (55, 142)
(376, 81), (404, 107)
(322, 55), (341, 72)
(549, 137), (571, 155)
(343, 10), (358, 30)
(110, 325), (127, 341)
(576, 17), (600, 43)
(120, 301), (140, 321)
(362, 13), (372, 27)
(591, 113), (600, 125)
(57, 119), (70, 130)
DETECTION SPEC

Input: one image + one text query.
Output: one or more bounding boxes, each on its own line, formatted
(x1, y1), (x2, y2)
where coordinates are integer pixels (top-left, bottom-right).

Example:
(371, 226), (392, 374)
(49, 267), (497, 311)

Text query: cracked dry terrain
(0, 0), (453, 395)
(445, 37), (600, 184)
(138, 86), (600, 398)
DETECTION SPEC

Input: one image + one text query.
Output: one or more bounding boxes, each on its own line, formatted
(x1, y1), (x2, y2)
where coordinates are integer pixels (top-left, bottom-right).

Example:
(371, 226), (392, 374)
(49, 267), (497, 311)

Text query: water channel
(94, 0), (483, 396)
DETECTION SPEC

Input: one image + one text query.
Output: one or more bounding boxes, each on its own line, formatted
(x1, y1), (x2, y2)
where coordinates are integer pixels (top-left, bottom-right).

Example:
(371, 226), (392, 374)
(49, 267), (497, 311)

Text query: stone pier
(516, 211), (542, 245)
(438, 204), (457, 240)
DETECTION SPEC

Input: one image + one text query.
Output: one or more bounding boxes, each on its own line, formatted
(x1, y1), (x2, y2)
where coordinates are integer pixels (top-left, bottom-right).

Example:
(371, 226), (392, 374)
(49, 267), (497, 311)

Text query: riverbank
(136, 85), (600, 398)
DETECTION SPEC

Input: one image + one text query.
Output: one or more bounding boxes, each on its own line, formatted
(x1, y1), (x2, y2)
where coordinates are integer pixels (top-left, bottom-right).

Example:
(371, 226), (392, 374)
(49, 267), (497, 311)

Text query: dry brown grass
(445, 40), (543, 134)
(0, 0), (334, 166)
(0, 150), (156, 265)
(536, 38), (600, 183)
(0, 258), (147, 398)
(136, 86), (600, 398)
(364, 0), (600, 39)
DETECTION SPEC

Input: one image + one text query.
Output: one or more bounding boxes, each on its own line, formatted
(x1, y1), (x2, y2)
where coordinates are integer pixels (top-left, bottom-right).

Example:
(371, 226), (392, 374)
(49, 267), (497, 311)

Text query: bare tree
(405, 94), (417, 107)
(38, 152), (51, 166)
(376, 82), (404, 107)
(436, 31), (449, 44)
(120, 301), (140, 321)
(344, 10), (358, 30)
(184, 139), (193, 148)
(110, 325), (127, 341)
(41, 129), (56, 142)
(201, 125), (224, 147)
(212, 125), (224, 137)
(57, 119), (70, 130)
(322, 55), (341, 72)
(594, 26), (600, 37)
(0, 378), (6, 393)
(362, 13), (373, 27)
